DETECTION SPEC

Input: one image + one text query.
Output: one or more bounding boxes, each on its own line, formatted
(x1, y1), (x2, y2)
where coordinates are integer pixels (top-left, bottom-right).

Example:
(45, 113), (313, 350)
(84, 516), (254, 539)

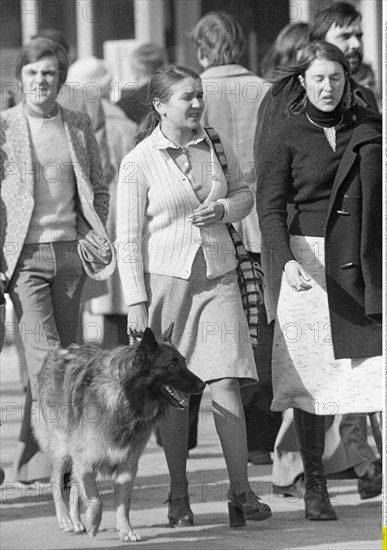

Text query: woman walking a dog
(1, 37), (114, 483)
(257, 41), (382, 521)
(117, 64), (272, 528)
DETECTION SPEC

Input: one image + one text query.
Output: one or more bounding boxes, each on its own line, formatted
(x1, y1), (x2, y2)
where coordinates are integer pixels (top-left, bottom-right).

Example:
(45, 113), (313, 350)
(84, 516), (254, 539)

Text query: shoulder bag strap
(204, 126), (228, 176)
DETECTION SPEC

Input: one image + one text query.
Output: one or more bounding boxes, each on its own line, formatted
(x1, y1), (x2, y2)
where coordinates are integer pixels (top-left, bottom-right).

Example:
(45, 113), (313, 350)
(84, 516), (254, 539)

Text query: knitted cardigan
(116, 125), (254, 306)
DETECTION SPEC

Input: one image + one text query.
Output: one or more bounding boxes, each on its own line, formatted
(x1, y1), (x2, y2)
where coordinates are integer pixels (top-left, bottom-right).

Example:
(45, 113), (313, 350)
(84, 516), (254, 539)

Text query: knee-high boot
(293, 408), (337, 521)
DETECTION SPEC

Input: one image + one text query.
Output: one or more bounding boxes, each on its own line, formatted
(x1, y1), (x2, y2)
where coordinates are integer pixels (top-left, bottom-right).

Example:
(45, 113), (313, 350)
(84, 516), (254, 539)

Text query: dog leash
(128, 329), (144, 346)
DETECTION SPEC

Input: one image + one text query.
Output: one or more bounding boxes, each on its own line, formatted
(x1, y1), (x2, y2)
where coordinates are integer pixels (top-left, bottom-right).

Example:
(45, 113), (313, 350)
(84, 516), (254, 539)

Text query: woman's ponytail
(134, 109), (160, 146)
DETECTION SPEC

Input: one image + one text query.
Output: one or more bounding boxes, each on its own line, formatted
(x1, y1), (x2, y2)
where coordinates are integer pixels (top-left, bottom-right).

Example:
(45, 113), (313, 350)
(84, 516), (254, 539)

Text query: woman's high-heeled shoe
(227, 491), (272, 528)
(166, 493), (194, 527)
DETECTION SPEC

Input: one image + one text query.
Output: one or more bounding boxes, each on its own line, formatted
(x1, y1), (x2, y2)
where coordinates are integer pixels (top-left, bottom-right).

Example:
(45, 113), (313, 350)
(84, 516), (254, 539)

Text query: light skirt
(145, 249), (257, 386)
(271, 236), (382, 415)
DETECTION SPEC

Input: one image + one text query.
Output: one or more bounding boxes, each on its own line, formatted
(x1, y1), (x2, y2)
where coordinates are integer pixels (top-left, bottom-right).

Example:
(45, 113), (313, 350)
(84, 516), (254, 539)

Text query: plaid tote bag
(204, 127), (264, 348)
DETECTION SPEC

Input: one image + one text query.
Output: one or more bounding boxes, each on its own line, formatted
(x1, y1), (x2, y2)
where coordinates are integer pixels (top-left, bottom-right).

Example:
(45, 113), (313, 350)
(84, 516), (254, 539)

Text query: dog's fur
(33, 324), (205, 542)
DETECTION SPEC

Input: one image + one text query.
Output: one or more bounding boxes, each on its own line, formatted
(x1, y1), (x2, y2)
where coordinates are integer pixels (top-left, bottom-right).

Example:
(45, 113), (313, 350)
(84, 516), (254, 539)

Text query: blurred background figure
(189, 10), (282, 466)
(352, 62), (380, 110)
(352, 62), (376, 90)
(117, 43), (167, 125)
(67, 56), (137, 346)
(260, 22), (310, 80)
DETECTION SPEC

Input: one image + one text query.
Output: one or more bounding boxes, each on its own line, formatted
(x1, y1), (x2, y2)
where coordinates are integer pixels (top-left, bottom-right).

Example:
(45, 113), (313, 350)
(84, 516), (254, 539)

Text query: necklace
(305, 112), (344, 152)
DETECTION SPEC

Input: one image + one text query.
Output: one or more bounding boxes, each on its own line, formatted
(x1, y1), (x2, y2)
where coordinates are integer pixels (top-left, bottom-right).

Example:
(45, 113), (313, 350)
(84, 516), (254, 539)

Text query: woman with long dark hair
(257, 41), (382, 521)
(117, 64), (272, 528)
(260, 22), (310, 80)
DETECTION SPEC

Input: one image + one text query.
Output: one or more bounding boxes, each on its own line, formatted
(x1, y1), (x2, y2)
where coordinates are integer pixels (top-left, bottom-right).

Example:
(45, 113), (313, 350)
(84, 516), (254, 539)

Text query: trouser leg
(8, 243), (85, 474)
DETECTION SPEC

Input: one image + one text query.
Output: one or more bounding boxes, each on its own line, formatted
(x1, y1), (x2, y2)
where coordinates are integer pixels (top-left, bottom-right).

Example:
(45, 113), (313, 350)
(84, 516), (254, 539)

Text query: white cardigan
(116, 125), (253, 306)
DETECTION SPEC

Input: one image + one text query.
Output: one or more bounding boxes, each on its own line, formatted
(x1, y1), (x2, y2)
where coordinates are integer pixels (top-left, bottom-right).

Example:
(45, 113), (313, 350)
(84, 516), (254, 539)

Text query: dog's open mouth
(161, 385), (188, 410)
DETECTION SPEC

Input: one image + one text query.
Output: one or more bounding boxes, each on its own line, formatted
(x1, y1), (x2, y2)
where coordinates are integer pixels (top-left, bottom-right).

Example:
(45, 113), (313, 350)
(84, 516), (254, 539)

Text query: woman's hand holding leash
(188, 201), (225, 227)
(284, 260), (312, 292)
(127, 303), (148, 334)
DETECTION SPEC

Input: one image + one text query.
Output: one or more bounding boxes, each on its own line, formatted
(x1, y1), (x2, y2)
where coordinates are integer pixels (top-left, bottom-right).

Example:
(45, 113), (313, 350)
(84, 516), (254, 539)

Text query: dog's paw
(59, 517), (75, 533)
(86, 499), (103, 537)
(69, 511), (85, 533)
(57, 509), (75, 533)
(119, 529), (141, 542)
(72, 521), (85, 533)
(87, 525), (98, 538)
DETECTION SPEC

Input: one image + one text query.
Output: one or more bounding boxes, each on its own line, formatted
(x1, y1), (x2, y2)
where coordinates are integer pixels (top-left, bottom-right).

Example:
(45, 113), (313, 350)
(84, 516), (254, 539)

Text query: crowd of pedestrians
(0, 0), (382, 531)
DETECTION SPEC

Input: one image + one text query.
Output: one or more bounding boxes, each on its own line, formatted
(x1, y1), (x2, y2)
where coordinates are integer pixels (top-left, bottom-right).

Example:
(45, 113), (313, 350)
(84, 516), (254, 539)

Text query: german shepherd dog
(33, 324), (205, 542)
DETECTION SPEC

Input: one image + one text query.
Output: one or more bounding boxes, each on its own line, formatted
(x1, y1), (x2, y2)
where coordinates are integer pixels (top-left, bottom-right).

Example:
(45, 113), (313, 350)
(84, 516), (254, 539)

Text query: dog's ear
(138, 327), (158, 353)
(160, 323), (174, 343)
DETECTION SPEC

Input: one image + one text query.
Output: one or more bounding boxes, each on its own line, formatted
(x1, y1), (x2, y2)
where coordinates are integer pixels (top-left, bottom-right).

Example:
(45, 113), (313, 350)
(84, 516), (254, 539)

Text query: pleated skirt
(271, 236), (382, 414)
(145, 249), (257, 386)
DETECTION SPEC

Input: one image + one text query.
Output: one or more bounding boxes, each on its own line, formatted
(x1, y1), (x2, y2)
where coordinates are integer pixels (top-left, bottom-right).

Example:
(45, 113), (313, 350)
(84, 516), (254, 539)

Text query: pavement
(0, 341), (383, 550)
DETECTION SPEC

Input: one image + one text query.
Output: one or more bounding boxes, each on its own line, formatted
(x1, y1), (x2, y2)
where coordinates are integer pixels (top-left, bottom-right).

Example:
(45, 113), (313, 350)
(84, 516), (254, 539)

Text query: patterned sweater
(1, 103), (110, 285)
(117, 125), (253, 306)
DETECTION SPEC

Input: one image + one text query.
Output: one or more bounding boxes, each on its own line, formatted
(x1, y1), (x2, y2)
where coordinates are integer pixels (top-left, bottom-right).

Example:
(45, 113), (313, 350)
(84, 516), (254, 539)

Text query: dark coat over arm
(324, 108), (382, 359)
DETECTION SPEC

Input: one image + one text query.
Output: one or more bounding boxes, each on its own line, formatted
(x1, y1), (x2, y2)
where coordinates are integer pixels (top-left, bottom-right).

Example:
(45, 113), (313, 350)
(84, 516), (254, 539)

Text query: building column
(174, 0), (201, 69)
(134, 0), (166, 46)
(289, 0), (310, 23)
(21, 0), (39, 43)
(359, 0), (381, 87)
(76, 0), (95, 57)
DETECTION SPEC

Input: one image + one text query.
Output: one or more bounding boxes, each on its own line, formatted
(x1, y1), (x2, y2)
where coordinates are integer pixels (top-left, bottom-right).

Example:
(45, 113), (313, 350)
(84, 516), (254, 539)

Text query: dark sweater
(257, 105), (355, 268)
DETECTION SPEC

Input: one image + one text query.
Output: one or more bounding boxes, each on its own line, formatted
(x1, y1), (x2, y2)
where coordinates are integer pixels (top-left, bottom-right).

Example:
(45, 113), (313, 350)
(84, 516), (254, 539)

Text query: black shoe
(357, 460), (382, 500)
(227, 490), (272, 528)
(292, 409), (337, 521)
(166, 493), (194, 528)
(304, 482), (337, 521)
